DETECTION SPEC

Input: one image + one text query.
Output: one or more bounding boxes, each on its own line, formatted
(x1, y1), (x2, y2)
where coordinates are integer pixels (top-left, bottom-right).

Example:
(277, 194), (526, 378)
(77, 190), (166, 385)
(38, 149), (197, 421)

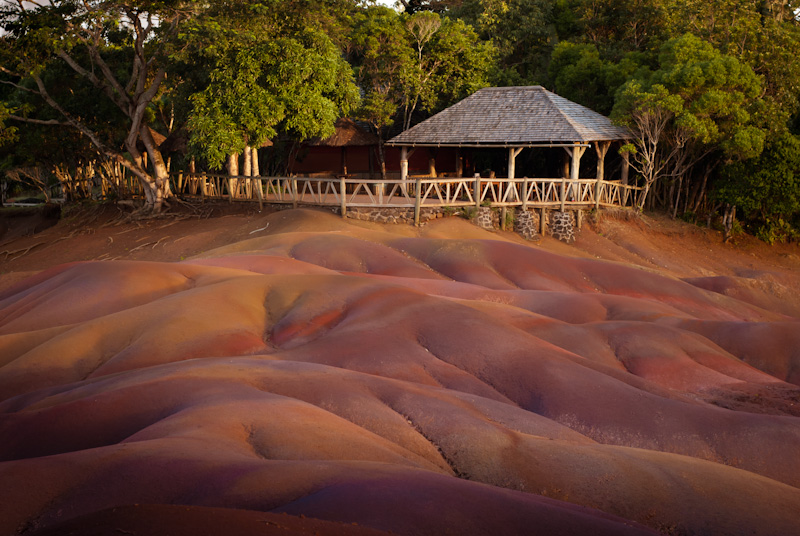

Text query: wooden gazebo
(386, 86), (631, 188)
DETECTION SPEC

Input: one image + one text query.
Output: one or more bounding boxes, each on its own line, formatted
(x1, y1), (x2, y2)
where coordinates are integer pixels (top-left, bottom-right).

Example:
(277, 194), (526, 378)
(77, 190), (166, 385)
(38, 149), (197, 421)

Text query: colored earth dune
(1, 210), (799, 535)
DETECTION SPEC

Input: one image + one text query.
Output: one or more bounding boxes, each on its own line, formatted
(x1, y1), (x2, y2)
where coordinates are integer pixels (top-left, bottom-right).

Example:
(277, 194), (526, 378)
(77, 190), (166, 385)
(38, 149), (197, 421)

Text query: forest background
(0, 0), (798, 243)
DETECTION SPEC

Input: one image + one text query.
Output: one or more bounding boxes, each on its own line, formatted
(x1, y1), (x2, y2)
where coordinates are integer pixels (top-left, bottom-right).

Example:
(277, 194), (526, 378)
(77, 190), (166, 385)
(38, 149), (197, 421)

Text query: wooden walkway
(173, 173), (641, 223)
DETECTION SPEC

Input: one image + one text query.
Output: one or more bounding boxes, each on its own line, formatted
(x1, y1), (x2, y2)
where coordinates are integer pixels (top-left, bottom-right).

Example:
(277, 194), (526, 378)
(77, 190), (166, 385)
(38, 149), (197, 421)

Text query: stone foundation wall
(549, 210), (576, 243)
(345, 205), (577, 244)
(345, 207), (444, 225)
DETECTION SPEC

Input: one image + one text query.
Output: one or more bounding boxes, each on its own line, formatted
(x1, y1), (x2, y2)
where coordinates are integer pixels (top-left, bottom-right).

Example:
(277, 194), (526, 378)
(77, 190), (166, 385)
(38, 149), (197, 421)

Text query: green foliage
(548, 42), (645, 114)
(0, 103), (18, 148)
(178, 0), (359, 169)
(350, 7), (492, 134)
(451, 0), (555, 83)
(611, 34), (766, 206)
(718, 132), (800, 243)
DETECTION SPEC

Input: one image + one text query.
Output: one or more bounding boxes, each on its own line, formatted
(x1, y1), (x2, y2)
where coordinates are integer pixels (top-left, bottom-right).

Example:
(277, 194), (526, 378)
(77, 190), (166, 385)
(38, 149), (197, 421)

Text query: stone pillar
(515, 209), (539, 240)
(549, 210), (576, 243)
(474, 206), (494, 230)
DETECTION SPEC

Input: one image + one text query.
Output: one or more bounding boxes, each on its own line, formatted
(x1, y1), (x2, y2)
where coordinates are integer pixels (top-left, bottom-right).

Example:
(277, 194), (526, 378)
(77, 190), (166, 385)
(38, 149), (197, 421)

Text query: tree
(0, 0), (194, 212)
(548, 41), (645, 114)
(451, 0), (555, 83)
(612, 34), (765, 210)
(717, 132), (800, 243)
(350, 7), (491, 176)
(553, 0), (667, 54)
(176, 1), (359, 171)
(662, 0), (800, 135)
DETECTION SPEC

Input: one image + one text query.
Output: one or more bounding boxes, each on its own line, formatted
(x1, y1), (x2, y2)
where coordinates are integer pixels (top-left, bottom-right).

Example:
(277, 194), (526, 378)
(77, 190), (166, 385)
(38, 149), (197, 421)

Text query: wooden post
(340, 175), (346, 217)
(567, 144), (586, 209)
(540, 207), (547, 235)
(621, 150), (630, 185)
(501, 207), (507, 231)
(292, 178), (298, 209)
(399, 146), (408, 198)
(594, 141), (610, 210)
(201, 172), (207, 199)
(254, 176), (263, 211)
(522, 178), (528, 211)
(506, 146), (523, 205)
(414, 176), (422, 226)
(560, 177), (567, 211)
(577, 209), (583, 230)
(474, 173), (481, 208)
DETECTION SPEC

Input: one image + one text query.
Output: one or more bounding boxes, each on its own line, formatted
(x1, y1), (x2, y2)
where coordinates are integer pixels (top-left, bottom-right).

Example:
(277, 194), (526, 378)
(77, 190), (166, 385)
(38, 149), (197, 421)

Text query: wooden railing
(171, 173), (642, 221)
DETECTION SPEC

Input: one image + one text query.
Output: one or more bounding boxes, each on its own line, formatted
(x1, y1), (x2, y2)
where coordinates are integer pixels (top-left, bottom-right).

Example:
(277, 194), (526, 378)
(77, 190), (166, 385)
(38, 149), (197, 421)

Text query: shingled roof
(387, 86), (630, 147)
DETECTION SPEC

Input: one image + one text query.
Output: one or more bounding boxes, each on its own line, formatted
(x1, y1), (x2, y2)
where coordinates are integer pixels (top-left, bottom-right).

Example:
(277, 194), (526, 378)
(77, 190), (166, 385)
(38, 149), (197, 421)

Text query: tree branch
(9, 114), (68, 126)
(29, 72), (110, 154)
(56, 50), (129, 113)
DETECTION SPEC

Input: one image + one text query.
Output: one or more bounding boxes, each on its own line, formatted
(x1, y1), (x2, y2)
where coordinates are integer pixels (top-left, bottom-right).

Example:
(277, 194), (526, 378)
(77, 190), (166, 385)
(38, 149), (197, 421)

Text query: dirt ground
(2, 200), (798, 307)
(3, 200), (800, 536)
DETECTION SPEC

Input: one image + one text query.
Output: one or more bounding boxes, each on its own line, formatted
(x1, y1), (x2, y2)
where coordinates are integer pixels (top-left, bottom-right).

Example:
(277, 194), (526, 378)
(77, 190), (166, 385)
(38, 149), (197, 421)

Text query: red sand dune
(1, 209), (800, 536)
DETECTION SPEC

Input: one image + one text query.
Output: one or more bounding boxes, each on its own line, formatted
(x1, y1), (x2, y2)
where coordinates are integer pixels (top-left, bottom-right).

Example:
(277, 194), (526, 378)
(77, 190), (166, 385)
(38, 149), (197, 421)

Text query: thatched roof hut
(387, 86), (630, 147)
(387, 86), (631, 183)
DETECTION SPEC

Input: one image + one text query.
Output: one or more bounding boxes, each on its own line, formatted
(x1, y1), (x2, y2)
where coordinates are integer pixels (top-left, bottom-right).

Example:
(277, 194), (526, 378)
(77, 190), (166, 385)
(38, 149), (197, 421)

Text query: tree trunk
(693, 164), (713, 214)
(243, 146), (252, 177)
(251, 147), (259, 177)
(637, 182), (651, 211)
(227, 153), (239, 200)
(243, 145), (252, 198)
(138, 124), (172, 212)
(377, 141), (387, 181)
(722, 204), (737, 242)
(672, 176), (683, 219)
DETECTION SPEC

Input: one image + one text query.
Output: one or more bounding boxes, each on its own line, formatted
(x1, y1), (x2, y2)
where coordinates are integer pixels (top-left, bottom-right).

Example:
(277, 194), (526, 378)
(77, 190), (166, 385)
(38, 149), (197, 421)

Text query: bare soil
(2, 202), (800, 536)
(2, 201), (798, 313)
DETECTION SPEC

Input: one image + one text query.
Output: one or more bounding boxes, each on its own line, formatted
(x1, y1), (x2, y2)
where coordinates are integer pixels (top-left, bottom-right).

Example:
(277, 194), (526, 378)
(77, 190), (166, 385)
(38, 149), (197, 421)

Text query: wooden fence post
(560, 177), (567, 211)
(254, 176), (263, 211)
(292, 178), (298, 209)
(522, 178), (528, 212)
(595, 181), (601, 210)
(540, 207), (547, 235)
(339, 175), (346, 217)
(414, 177), (422, 226)
(474, 174), (481, 209)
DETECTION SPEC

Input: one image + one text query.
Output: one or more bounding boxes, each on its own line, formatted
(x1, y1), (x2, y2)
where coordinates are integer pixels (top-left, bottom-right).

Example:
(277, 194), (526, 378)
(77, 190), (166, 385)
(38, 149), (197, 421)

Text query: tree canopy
(0, 0), (798, 239)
